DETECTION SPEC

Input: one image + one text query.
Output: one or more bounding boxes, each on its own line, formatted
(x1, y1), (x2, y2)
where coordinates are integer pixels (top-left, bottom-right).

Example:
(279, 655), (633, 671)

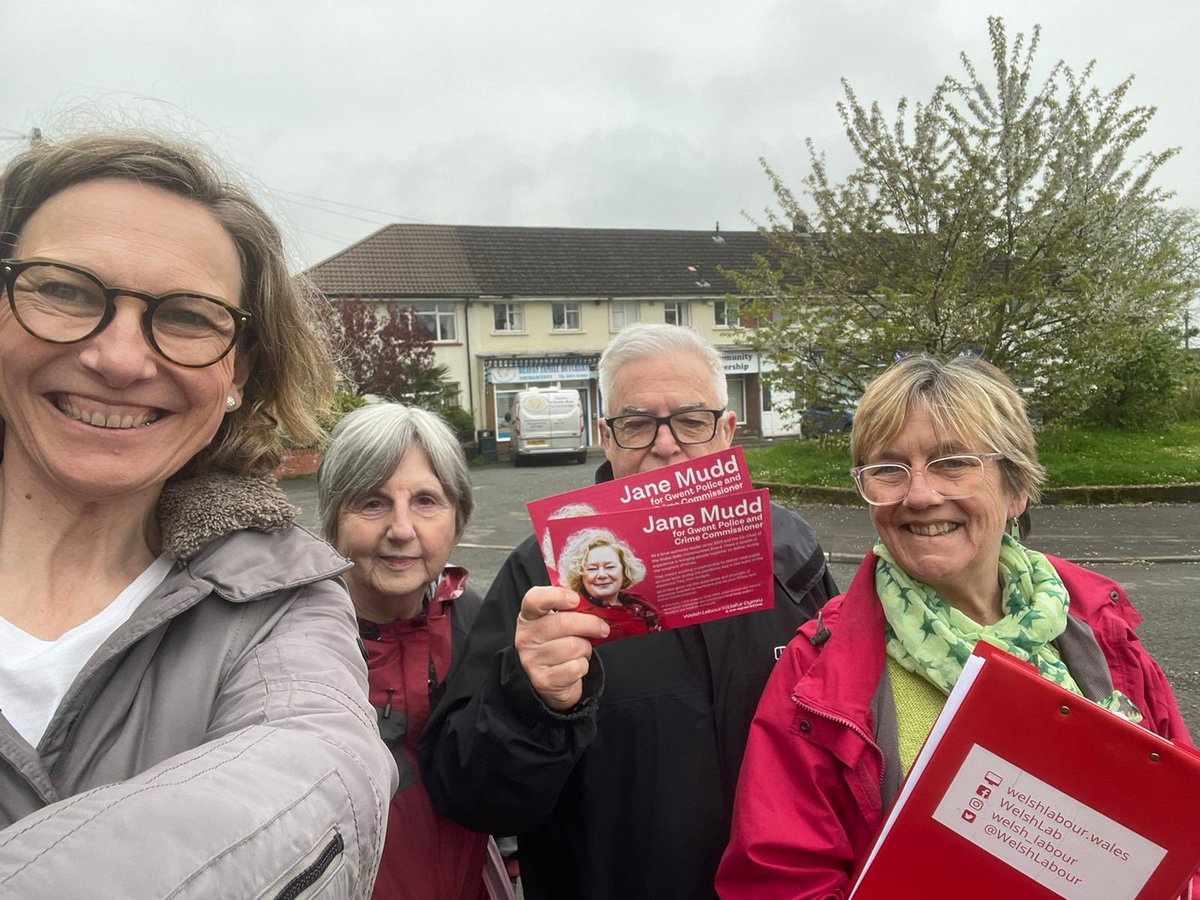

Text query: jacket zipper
(792, 695), (886, 795)
(274, 832), (344, 900)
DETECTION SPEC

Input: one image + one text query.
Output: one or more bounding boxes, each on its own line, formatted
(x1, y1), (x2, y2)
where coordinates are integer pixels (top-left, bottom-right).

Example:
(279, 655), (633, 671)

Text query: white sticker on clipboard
(932, 745), (1166, 899)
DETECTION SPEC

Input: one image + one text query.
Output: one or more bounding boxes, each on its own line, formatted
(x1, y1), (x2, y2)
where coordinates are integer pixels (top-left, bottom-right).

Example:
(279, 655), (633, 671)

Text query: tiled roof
(304, 224), (771, 298)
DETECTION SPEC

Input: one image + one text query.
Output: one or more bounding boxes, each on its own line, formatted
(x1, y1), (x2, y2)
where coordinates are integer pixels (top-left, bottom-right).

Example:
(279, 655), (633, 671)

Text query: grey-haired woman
(318, 402), (512, 900)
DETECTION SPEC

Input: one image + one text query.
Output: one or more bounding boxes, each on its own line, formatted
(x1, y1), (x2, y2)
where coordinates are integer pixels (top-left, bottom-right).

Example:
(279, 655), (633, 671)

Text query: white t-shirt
(0, 554), (173, 748)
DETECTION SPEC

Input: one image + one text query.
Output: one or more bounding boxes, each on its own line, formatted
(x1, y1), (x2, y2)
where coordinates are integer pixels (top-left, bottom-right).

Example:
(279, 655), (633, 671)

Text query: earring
(1009, 516), (1021, 541)
(225, 396), (238, 411)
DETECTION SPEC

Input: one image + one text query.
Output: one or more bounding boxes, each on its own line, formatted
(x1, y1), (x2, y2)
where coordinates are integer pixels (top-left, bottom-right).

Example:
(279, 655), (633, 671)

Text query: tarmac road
(283, 457), (1200, 741)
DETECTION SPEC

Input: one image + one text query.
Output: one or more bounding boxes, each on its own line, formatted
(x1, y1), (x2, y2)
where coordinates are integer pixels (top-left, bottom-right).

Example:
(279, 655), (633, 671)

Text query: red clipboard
(848, 641), (1200, 900)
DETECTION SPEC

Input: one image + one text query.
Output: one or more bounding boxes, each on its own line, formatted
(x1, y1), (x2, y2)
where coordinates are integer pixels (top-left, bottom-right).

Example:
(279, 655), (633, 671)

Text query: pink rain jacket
(717, 553), (1196, 900)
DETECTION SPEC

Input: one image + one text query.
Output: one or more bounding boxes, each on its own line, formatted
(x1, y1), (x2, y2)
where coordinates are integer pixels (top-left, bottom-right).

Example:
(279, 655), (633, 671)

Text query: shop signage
(721, 351), (759, 374)
(490, 362), (594, 384)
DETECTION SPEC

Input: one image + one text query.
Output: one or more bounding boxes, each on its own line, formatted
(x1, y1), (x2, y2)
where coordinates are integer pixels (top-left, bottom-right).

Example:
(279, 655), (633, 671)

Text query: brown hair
(0, 132), (335, 475)
(851, 355), (1045, 503)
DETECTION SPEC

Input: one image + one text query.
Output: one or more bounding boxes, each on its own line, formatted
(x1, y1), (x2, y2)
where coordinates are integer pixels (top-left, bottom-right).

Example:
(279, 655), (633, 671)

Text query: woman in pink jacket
(717, 355), (1195, 899)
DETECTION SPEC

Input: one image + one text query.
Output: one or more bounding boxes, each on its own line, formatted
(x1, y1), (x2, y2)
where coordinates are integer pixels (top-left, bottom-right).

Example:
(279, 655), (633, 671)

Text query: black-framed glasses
(850, 453), (1006, 506)
(2, 258), (252, 368)
(603, 408), (726, 449)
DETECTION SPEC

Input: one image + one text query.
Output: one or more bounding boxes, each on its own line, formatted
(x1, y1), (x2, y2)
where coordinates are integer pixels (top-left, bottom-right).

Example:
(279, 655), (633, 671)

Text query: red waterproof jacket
(716, 552), (1196, 900)
(364, 567), (491, 900)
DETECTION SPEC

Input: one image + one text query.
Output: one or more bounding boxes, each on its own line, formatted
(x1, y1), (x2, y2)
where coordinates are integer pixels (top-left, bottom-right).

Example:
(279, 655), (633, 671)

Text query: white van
(509, 388), (588, 465)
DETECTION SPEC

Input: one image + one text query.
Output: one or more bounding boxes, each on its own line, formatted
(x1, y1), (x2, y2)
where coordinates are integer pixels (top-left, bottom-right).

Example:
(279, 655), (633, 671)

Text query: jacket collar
(182, 526), (350, 604)
(431, 565), (469, 612)
(157, 473), (298, 561)
(1044, 553), (1140, 629)
(357, 565), (470, 639)
(159, 473), (349, 603)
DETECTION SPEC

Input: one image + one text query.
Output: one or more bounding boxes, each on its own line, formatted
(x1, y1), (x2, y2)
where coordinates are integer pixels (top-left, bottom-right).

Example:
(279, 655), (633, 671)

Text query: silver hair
(548, 503), (598, 520)
(557, 528), (647, 595)
(540, 503), (599, 569)
(317, 403), (474, 543)
(598, 323), (728, 415)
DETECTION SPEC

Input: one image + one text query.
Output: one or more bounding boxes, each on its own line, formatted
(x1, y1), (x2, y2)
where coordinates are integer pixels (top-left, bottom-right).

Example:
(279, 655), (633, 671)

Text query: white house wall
(348, 295), (801, 440)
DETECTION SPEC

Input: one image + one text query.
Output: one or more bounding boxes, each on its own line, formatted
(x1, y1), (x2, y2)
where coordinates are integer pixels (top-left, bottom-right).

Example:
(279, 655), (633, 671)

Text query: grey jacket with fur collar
(0, 474), (398, 898)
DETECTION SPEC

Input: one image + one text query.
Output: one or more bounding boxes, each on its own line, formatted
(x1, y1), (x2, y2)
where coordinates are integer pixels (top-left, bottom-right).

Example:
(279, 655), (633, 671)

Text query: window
(495, 389), (519, 440)
(551, 302), (581, 331)
(664, 301), (690, 327)
(411, 302), (457, 342)
(610, 300), (639, 331)
(714, 300), (739, 328)
(726, 376), (747, 423)
(493, 303), (524, 332)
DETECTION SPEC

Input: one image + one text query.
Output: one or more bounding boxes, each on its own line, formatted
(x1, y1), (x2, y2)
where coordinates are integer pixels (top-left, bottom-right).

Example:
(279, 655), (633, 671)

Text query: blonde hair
(851, 355), (1045, 503)
(540, 504), (598, 570)
(557, 529), (647, 595)
(0, 131), (336, 476)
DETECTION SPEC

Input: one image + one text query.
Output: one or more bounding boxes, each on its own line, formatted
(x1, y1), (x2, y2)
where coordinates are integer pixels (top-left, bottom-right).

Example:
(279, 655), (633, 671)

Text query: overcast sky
(2, 1), (1196, 270)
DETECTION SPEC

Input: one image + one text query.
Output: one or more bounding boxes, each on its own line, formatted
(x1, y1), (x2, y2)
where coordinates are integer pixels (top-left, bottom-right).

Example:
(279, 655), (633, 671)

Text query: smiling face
(0, 178), (247, 502)
(866, 404), (1026, 617)
(581, 544), (624, 603)
(599, 350), (736, 478)
(335, 448), (459, 622)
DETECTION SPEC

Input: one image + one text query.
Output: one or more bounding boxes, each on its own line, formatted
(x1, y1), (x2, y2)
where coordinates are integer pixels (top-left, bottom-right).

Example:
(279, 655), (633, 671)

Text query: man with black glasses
(421, 324), (837, 900)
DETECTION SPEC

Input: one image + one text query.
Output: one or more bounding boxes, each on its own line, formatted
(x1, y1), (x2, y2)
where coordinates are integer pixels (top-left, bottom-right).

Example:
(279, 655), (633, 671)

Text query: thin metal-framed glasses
(2, 258), (252, 368)
(603, 408), (726, 450)
(850, 453), (1006, 506)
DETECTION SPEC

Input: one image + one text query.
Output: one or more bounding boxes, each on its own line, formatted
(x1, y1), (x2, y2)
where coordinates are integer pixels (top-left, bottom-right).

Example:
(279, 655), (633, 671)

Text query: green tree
(734, 17), (1198, 422)
(1080, 324), (1194, 430)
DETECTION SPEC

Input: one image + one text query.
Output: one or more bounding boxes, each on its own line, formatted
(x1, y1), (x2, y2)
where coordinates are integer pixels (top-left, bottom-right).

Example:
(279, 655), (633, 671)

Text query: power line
(274, 194), (394, 227)
(292, 223), (364, 245)
(269, 187), (429, 224)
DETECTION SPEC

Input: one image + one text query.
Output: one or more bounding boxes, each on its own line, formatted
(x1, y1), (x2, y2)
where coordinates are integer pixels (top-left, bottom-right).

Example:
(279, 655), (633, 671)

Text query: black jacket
(420, 482), (837, 900)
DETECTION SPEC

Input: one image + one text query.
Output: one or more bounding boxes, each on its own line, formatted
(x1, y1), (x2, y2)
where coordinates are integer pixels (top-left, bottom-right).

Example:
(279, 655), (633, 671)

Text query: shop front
(719, 348), (802, 438)
(482, 355), (601, 444)
(720, 349), (759, 434)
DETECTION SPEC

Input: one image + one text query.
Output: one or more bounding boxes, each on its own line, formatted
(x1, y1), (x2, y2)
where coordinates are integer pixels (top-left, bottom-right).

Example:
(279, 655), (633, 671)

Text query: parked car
(508, 388), (589, 464)
(801, 405), (855, 437)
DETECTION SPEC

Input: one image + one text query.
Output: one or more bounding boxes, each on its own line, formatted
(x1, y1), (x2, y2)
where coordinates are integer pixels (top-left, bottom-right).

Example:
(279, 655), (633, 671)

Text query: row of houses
(305, 223), (802, 447)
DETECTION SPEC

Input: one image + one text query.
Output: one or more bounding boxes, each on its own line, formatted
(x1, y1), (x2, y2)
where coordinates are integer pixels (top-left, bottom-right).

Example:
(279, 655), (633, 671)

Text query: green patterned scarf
(876, 534), (1141, 722)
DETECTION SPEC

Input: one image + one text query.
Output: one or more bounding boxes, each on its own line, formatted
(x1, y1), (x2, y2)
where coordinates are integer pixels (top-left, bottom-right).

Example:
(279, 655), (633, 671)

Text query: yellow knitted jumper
(886, 656), (947, 777)
(887, 643), (1065, 775)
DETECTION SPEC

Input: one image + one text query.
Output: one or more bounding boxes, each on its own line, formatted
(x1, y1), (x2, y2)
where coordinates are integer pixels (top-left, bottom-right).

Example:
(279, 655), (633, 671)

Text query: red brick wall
(275, 448), (322, 478)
